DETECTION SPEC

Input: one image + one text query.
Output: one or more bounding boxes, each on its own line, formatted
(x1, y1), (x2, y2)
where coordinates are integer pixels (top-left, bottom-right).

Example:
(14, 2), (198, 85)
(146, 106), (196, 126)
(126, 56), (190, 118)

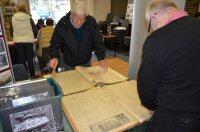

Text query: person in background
(49, 1), (107, 71)
(10, 4), (38, 79)
(36, 18), (45, 30)
(35, 18), (55, 72)
(137, 0), (200, 132)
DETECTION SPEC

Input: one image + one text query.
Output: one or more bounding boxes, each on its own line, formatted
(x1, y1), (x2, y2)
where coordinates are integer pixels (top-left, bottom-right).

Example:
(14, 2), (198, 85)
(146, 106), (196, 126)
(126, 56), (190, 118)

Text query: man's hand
(99, 60), (108, 72)
(50, 58), (58, 69)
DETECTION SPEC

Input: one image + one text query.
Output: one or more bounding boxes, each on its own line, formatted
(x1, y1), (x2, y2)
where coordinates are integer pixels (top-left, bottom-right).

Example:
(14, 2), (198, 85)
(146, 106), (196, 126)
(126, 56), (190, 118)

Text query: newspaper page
(53, 70), (94, 95)
(75, 66), (128, 86)
(101, 80), (152, 123)
(62, 88), (139, 132)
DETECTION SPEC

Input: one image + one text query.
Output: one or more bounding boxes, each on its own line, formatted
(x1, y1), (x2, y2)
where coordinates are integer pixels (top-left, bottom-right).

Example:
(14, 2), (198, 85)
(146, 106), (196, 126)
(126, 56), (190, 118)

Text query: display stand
(0, 5), (14, 86)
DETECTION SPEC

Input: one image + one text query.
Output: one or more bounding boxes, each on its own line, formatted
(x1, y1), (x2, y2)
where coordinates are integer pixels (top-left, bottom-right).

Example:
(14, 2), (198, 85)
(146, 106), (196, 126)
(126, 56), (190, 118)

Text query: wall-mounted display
(4, 6), (13, 15)
(126, 0), (134, 23)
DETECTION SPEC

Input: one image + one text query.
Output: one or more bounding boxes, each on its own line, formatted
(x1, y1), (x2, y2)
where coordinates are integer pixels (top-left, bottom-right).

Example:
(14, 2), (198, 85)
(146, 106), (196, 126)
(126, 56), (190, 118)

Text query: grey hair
(145, 0), (177, 22)
(71, 1), (87, 16)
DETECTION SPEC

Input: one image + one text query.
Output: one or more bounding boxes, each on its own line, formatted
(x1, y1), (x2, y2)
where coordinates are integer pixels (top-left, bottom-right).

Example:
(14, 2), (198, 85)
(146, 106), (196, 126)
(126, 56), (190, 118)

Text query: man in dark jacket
(137, 0), (200, 132)
(49, 1), (107, 71)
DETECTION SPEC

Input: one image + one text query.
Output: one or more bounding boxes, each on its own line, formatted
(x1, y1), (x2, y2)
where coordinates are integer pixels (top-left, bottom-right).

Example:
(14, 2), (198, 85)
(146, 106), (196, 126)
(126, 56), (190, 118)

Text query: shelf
(1, 0), (16, 41)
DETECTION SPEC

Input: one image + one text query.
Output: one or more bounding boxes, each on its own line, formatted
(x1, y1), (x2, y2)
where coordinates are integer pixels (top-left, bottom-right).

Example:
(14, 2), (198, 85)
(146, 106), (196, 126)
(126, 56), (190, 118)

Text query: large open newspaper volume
(53, 66), (128, 95)
(62, 80), (152, 132)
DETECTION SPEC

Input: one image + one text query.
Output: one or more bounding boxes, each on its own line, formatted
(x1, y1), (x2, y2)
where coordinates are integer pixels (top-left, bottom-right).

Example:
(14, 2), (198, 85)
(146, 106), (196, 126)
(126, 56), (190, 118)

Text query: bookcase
(0, 0), (17, 41)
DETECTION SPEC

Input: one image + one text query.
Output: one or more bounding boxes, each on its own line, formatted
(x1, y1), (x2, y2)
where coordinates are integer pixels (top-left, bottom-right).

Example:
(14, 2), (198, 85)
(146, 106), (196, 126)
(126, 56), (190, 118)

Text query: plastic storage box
(0, 78), (64, 132)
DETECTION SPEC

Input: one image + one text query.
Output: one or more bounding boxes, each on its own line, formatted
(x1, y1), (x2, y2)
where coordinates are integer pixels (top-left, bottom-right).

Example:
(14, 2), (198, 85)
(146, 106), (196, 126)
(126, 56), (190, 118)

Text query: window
(29, 0), (71, 24)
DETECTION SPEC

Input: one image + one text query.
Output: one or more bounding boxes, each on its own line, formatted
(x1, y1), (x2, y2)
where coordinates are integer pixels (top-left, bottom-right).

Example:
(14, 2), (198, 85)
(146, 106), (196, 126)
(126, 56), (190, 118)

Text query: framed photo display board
(0, 8), (14, 86)
(126, 0), (134, 24)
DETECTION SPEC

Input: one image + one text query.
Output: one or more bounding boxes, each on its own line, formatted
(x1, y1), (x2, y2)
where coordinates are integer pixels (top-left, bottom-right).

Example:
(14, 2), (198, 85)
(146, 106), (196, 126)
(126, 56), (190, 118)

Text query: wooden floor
(92, 57), (129, 77)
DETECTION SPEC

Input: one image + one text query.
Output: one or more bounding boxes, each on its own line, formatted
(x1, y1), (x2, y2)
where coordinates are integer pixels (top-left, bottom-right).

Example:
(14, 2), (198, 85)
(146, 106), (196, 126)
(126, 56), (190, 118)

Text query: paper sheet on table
(101, 80), (152, 123)
(62, 88), (139, 132)
(75, 66), (128, 86)
(54, 70), (94, 95)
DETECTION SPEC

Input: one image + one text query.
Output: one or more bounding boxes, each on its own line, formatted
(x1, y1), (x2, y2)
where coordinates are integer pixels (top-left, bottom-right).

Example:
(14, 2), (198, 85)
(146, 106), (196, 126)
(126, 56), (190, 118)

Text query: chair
(12, 64), (29, 81)
(113, 16), (120, 23)
(106, 13), (114, 24)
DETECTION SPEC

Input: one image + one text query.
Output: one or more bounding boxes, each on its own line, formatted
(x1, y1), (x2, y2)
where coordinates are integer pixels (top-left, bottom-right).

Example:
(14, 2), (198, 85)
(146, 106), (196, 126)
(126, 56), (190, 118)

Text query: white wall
(173, 0), (186, 10)
(70, 0), (111, 21)
(93, 0), (111, 22)
(128, 0), (186, 79)
(87, 0), (94, 16)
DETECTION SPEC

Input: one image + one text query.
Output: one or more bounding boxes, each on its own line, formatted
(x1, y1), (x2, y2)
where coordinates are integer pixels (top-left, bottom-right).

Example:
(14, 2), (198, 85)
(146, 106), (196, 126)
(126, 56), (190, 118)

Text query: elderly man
(49, 1), (107, 71)
(137, 0), (200, 132)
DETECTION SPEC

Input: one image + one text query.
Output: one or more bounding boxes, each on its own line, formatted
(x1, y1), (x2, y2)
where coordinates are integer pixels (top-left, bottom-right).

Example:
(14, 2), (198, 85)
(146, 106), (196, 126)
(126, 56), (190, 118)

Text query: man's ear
(150, 15), (158, 30)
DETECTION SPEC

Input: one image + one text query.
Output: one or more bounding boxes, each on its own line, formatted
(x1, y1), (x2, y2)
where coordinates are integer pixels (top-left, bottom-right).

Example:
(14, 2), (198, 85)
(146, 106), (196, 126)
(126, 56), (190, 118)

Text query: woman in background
(10, 4), (38, 78)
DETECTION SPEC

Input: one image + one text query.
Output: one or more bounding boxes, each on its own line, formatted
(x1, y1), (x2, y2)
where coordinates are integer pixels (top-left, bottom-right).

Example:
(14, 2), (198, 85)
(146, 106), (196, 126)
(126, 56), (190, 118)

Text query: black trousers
(15, 43), (35, 77)
(148, 110), (200, 132)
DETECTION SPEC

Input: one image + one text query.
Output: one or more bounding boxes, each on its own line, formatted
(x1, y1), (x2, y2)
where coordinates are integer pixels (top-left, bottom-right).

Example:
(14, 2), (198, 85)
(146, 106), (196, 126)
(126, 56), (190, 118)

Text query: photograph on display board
(4, 6), (13, 15)
(10, 104), (56, 132)
(0, 38), (5, 53)
(0, 53), (9, 71)
(0, 97), (63, 131)
(0, 23), (2, 36)
(0, 70), (12, 86)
